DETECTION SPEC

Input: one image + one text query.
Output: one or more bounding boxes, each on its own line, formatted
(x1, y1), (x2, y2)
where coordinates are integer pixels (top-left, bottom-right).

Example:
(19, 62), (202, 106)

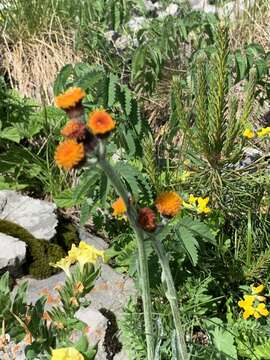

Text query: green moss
(54, 222), (80, 251)
(0, 219), (66, 279)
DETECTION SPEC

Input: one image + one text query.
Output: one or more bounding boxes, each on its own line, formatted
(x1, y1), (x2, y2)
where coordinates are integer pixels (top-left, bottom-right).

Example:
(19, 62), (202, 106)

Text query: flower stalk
(151, 237), (188, 360)
(96, 141), (155, 360)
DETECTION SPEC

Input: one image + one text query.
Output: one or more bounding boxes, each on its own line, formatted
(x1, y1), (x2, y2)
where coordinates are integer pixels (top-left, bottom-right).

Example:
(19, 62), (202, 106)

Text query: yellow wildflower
(51, 347), (84, 360)
(50, 256), (75, 277)
(68, 241), (104, 271)
(257, 127), (270, 137)
(251, 284), (264, 294)
(197, 197), (211, 214)
(256, 303), (269, 317)
(189, 194), (197, 205)
(243, 129), (255, 139)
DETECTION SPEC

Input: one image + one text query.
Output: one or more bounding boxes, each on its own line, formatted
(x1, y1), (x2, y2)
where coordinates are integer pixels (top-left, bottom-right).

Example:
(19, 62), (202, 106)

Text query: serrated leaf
(180, 216), (215, 243)
(53, 64), (74, 95)
(177, 226), (199, 266)
(73, 170), (100, 203)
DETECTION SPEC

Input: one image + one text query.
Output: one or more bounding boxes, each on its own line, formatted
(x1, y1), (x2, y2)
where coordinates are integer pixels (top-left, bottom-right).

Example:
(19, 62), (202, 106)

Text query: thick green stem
(152, 238), (188, 360)
(97, 142), (155, 360)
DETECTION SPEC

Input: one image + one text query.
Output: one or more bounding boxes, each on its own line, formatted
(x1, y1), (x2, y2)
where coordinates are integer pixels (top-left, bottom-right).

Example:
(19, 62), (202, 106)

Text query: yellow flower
(189, 194), (197, 205)
(197, 197), (211, 214)
(243, 129), (255, 139)
(256, 303), (269, 317)
(54, 140), (85, 170)
(111, 197), (127, 217)
(251, 284), (264, 294)
(55, 87), (86, 110)
(238, 295), (256, 309)
(50, 256), (75, 277)
(257, 127), (270, 137)
(87, 110), (116, 135)
(70, 297), (79, 307)
(51, 347), (84, 360)
(68, 241), (104, 271)
(155, 191), (182, 217)
(243, 307), (255, 320)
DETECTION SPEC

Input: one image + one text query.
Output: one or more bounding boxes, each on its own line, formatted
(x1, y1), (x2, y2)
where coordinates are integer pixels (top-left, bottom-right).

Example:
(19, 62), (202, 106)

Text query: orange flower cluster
(112, 197), (126, 216)
(55, 140), (84, 170)
(111, 192), (182, 232)
(88, 110), (116, 135)
(54, 87), (116, 171)
(155, 191), (182, 217)
(138, 207), (156, 232)
(61, 119), (86, 140)
(55, 87), (86, 109)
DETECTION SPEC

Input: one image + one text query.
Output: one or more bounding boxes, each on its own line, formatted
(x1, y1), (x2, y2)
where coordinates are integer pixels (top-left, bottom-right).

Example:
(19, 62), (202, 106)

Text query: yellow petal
(256, 303), (269, 317)
(188, 194), (197, 205)
(251, 284), (264, 294)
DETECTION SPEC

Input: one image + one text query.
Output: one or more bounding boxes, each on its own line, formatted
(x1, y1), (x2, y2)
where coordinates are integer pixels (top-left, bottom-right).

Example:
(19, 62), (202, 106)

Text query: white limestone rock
(0, 190), (57, 240)
(0, 232), (26, 271)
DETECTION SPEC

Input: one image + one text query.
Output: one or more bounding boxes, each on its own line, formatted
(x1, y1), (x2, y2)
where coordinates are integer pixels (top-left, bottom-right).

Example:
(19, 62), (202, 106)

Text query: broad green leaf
(53, 64), (74, 95)
(210, 327), (237, 359)
(180, 216), (215, 243)
(0, 127), (21, 143)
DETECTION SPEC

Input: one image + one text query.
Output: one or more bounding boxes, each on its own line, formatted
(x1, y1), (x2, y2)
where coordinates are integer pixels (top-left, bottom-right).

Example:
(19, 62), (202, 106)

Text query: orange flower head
(55, 87), (86, 109)
(54, 140), (85, 170)
(88, 110), (115, 135)
(155, 191), (182, 217)
(61, 119), (86, 140)
(138, 207), (157, 232)
(112, 197), (126, 216)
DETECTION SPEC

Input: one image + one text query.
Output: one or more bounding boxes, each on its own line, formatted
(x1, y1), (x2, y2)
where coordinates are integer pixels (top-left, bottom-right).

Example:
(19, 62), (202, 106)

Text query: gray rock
(0, 190), (57, 240)
(75, 307), (108, 347)
(79, 228), (108, 250)
(114, 35), (132, 51)
(0, 233), (26, 272)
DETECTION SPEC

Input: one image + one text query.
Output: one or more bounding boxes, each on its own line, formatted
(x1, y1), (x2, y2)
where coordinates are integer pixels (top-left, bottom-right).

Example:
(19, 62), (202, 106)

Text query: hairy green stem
(96, 142), (155, 360)
(151, 238), (188, 360)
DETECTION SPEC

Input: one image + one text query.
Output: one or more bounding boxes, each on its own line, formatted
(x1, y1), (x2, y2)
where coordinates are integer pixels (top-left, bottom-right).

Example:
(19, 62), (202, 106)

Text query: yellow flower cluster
(51, 241), (104, 275)
(51, 347), (84, 360)
(183, 194), (211, 214)
(243, 127), (270, 139)
(238, 284), (269, 320)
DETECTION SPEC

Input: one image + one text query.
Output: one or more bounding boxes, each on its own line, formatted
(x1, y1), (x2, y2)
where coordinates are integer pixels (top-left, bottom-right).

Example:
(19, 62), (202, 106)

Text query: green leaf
(108, 73), (118, 107)
(53, 64), (74, 95)
(54, 189), (83, 208)
(254, 341), (270, 359)
(75, 334), (89, 353)
(73, 170), (100, 203)
(0, 127), (21, 143)
(210, 326), (237, 359)
(80, 199), (94, 226)
(177, 226), (199, 266)
(180, 216), (215, 243)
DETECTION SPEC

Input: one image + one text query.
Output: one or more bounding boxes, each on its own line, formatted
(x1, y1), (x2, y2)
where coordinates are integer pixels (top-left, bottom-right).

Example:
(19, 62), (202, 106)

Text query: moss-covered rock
(0, 219), (66, 279)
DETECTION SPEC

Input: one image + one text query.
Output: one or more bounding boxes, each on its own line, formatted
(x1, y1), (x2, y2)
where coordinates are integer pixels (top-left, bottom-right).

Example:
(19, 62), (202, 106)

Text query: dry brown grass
(1, 30), (83, 104)
(229, 1), (270, 51)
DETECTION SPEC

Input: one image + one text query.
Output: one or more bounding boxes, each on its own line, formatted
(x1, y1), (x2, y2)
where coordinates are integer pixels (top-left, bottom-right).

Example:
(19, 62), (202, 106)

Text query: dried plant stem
(97, 141), (155, 360)
(151, 238), (188, 360)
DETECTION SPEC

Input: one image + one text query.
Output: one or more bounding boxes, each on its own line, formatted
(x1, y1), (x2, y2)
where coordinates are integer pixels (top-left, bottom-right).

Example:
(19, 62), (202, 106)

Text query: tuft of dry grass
(1, 30), (83, 104)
